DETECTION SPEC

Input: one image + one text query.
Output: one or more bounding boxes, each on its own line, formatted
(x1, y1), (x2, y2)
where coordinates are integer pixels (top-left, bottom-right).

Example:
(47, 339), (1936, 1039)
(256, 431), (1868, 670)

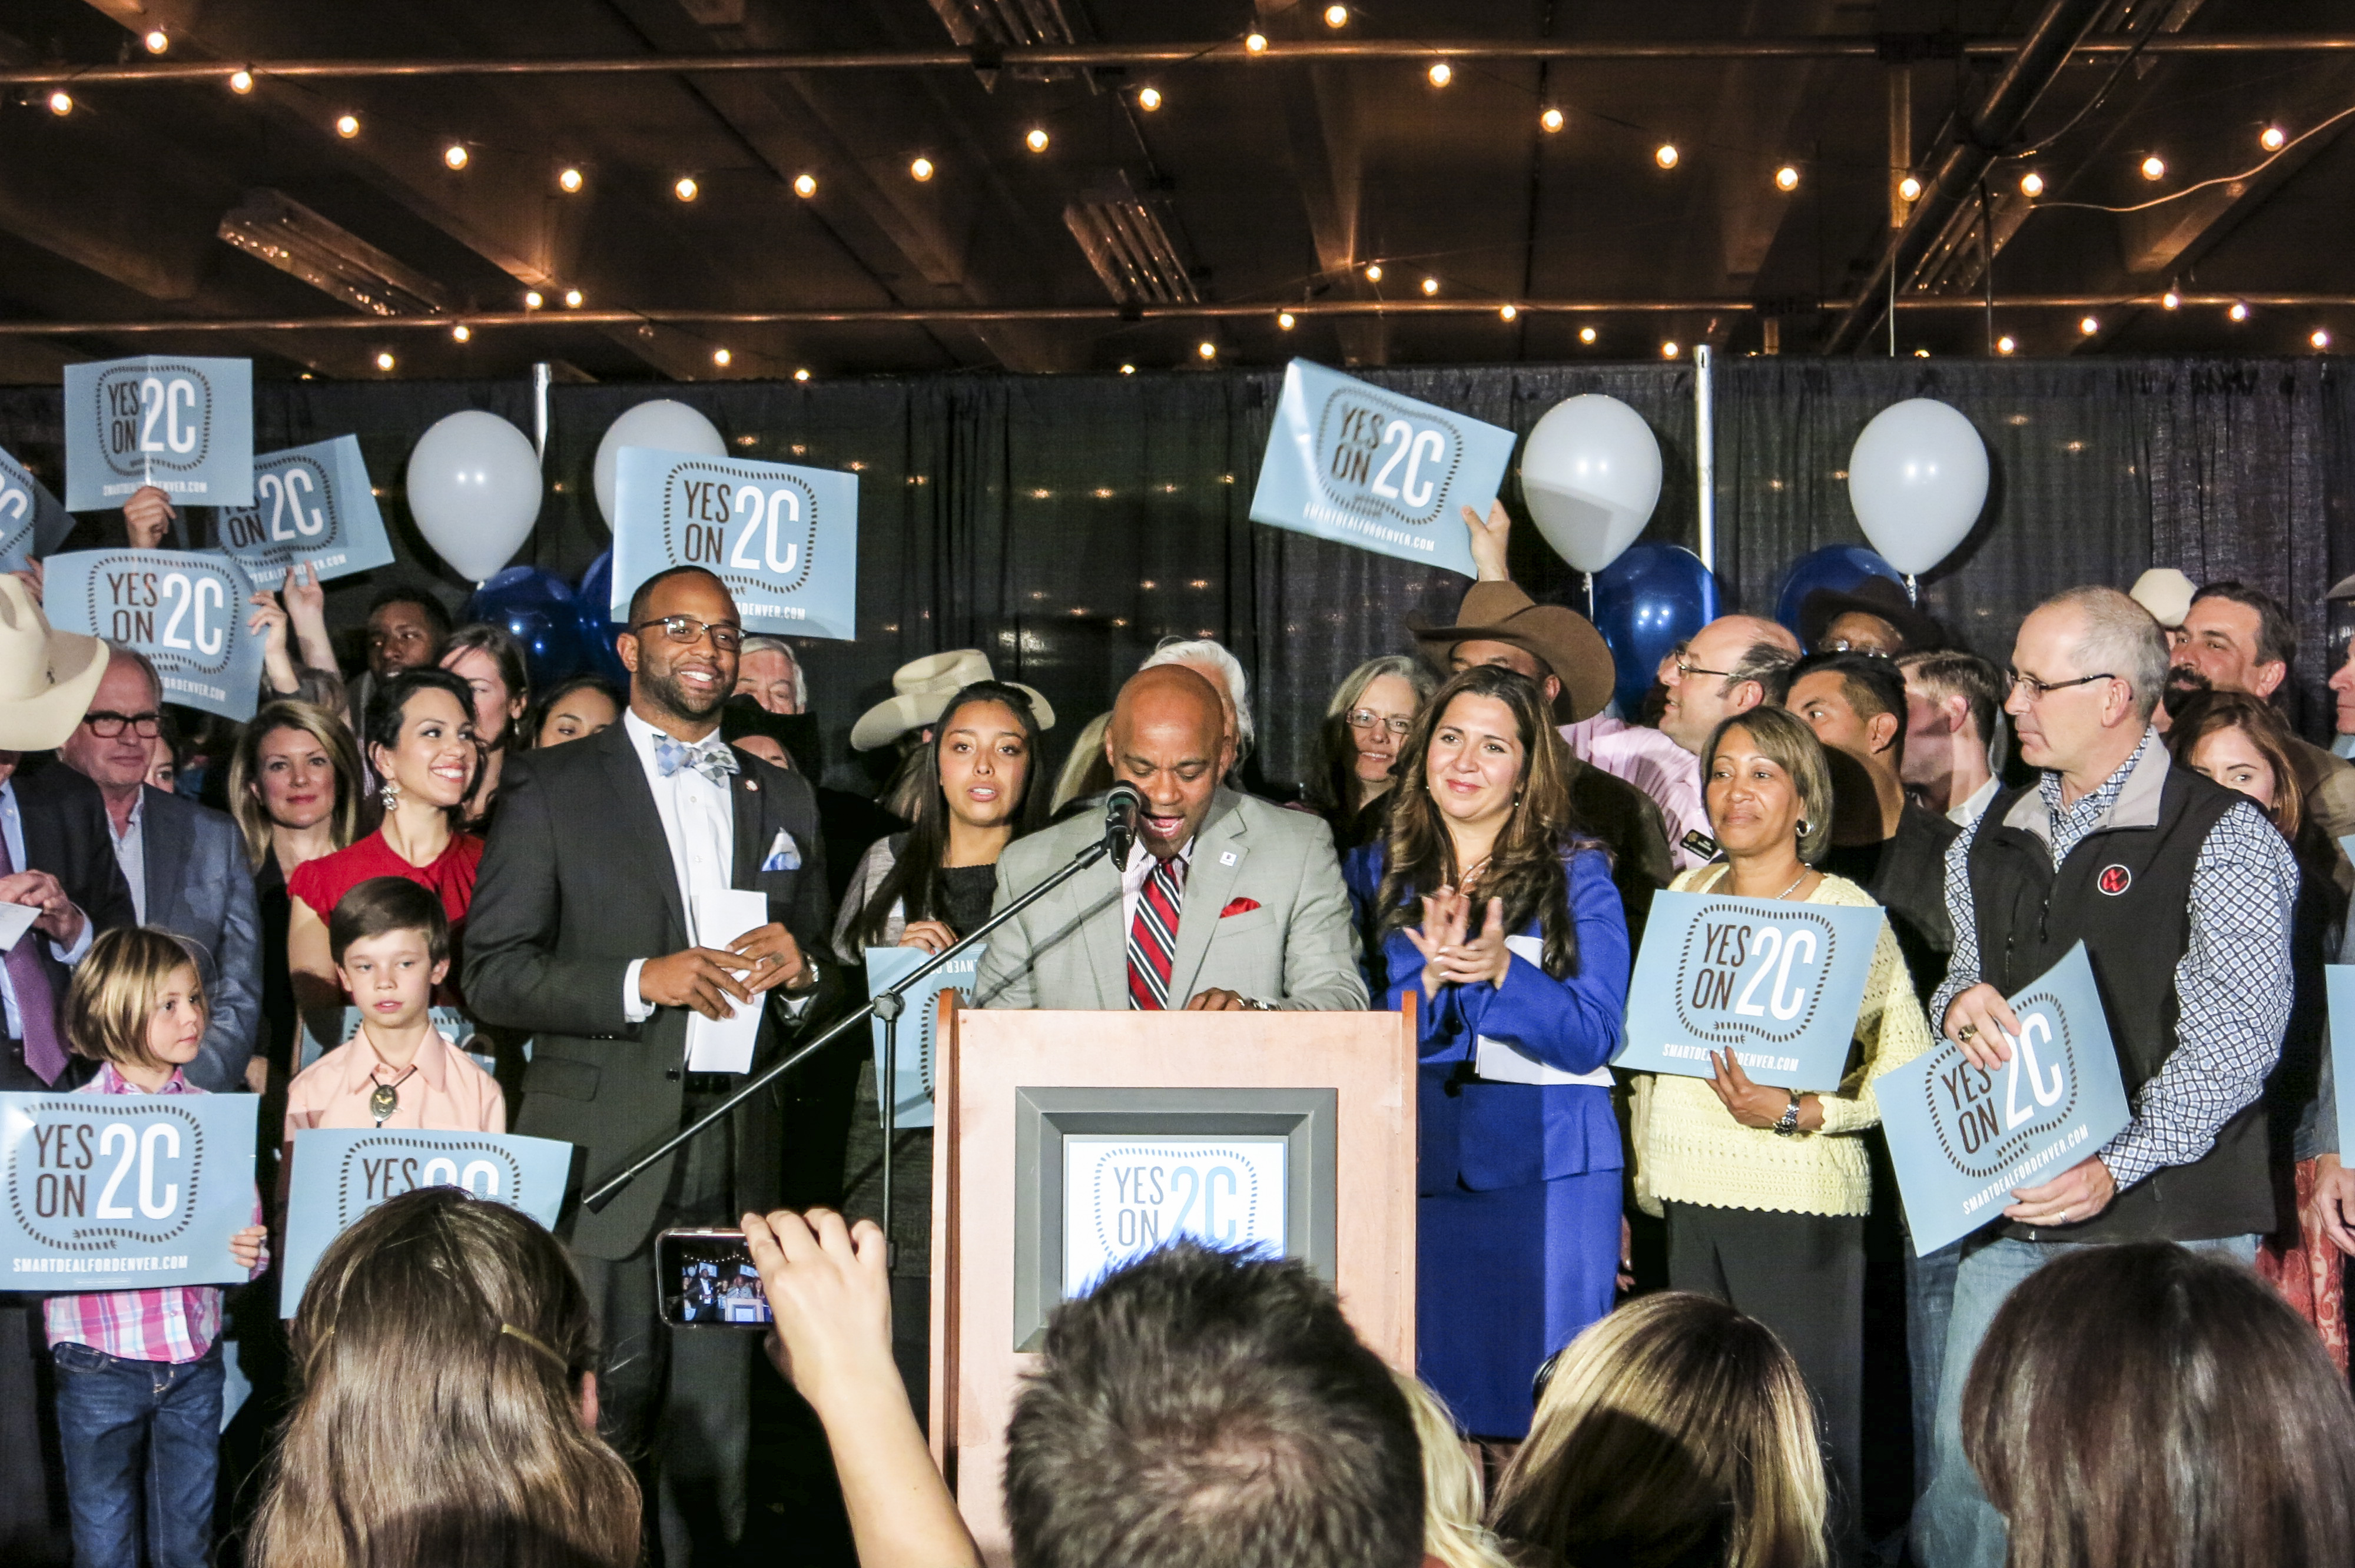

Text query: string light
(451, 323), (470, 343)
(1137, 87), (1162, 111)
(1997, 335), (2018, 355)
(336, 112), (360, 138)
(1898, 175), (1922, 201)
(2314, 328), (2333, 350)
(792, 173), (817, 198)
(1325, 5), (1349, 26)
(1364, 263), (1383, 282)
(1913, 347), (1931, 358)
(523, 290), (543, 310)
(712, 348), (731, 366)
(909, 157), (934, 181)
(2140, 155), (2167, 181)
(794, 367), (811, 381)
(563, 288), (583, 308)
(2079, 315), (2100, 335)
(2162, 288), (2181, 310)
(228, 70), (254, 94)
(1278, 311), (1296, 330)
(1428, 62), (1452, 87)
(1774, 165), (1800, 192)
(1541, 108), (1564, 133)
(1500, 303), (1518, 321)
(1198, 340), (1218, 360)
(1655, 144), (1679, 170)
(1120, 363), (1136, 374)
(674, 175), (699, 201)
(2229, 300), (2250, 322)
(1421, 277), (1439, 295)
(1661, 341), (1680, 358)
(1579, 325), (1598, 345)
(144, 29), (169, 54)
(2261, 124), (2288, 151)
(375, 351), (396, 371)
(559, 167), (584, 193)
(47, 91), (71, 116)
(2019, 171), (2044, 197)
(1245, 32), (1268, 54)
(443, 144), (469, 170)
(1025, 128), (1049, 153)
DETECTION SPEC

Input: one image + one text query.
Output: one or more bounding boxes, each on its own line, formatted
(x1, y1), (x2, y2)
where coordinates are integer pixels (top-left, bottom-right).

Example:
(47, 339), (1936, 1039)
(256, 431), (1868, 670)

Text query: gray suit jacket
(978, 789), (1368, 1012)
(138, 786), (262, 1092)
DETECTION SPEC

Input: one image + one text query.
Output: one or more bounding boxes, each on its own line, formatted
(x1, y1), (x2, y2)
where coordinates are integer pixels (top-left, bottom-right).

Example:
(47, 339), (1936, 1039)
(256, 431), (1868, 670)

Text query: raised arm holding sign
(63, 356), (254, 510)
(39, 548), (268, 720)
(208, 435), (396, 589)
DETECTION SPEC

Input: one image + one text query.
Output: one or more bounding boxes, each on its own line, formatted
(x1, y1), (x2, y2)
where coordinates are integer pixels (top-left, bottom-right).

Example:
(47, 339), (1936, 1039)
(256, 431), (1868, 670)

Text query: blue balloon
(464, 566), (587, 691)
(1772, 546), (1903, 639)
(1591, 544), (1723, 717)
(575, 550), (629, 688)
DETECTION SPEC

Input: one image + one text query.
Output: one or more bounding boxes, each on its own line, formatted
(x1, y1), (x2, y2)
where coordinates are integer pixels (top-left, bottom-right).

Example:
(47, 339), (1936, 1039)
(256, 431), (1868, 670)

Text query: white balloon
(1518, 394), (1663, 573)
(404, 411), (543, 583)
(1846, 398), (1989, 575)
(593, 399), (725, 529)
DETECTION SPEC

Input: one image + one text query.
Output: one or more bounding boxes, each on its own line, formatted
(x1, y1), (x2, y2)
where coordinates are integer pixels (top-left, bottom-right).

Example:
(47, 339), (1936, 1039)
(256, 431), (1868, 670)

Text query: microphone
(1102, 781), (1145, 866)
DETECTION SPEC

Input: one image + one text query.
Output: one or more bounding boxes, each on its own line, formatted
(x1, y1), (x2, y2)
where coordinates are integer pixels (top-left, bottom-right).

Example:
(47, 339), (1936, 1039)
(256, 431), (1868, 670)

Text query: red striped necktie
(1126, 855), (1185, 1010)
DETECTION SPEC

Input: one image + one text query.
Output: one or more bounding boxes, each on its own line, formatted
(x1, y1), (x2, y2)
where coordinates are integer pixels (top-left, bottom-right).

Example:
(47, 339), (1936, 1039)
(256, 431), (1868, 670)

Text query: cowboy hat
(1797, 574), (1945, 653)
(0, 573), (106, 752)
(850, 649), (1057, 751)
(1411, 582), (1614, 724)
(2128, 567), (2198, 628)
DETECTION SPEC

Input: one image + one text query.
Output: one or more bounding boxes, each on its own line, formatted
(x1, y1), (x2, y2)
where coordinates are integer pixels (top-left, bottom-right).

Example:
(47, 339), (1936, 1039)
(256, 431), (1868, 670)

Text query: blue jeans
(1903, 1235), (1962, 1501)
(52, 1339), (224, 1568)
(1912, 1233), (2257, 1568)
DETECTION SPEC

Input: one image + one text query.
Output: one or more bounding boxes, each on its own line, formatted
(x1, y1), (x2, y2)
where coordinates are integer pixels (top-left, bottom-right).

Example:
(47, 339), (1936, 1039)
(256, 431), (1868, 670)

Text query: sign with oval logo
(609, 447), (857, 639)
(0, 1092), (258, 1289)
(65, 355), (254, 509)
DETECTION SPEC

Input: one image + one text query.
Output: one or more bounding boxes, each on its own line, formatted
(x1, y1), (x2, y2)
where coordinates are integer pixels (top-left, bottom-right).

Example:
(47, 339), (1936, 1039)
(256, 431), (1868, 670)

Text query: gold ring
(1957, 1024), (1978, 1041)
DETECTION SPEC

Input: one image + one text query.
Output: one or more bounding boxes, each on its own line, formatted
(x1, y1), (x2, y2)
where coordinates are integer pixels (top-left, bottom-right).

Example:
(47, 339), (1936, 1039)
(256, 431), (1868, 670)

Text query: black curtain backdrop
(2, 357), (2348, 796)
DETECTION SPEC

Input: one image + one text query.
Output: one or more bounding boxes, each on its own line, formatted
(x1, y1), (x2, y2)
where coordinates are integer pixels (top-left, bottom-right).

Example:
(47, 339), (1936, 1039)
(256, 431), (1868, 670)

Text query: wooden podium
(928, 996), (1419, 1562)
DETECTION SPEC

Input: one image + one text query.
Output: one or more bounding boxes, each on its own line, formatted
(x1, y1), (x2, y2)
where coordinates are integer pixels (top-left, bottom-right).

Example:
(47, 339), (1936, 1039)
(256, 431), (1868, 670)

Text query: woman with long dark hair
(438, 623), (529, 829)
(1343, 663), (1630, 1444)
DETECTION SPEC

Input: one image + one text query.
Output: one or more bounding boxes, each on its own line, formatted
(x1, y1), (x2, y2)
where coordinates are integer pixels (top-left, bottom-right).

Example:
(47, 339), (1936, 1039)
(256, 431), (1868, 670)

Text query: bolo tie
(369, 1065), (421, 1126)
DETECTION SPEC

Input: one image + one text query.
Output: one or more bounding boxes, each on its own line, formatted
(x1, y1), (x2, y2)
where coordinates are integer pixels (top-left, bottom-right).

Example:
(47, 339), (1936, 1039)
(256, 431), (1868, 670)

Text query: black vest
(1965, 762), (2276, 1243)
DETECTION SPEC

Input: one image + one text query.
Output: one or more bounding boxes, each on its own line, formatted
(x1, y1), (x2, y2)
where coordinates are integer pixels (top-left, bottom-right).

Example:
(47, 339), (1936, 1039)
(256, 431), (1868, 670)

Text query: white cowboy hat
(2128, 567), (2197, 630)
(0, 573), (106, 752)
(849, 649), (1056, 751)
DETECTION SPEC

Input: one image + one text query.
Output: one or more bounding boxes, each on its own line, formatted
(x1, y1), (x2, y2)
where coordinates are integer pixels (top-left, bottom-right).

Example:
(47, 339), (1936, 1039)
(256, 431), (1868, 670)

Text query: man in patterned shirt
(1913, 586), (2297, 1568)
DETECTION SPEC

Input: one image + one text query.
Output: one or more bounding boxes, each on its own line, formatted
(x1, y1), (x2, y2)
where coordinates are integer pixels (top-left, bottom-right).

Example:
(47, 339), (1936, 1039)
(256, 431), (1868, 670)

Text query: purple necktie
(0, 828), (67, 1084)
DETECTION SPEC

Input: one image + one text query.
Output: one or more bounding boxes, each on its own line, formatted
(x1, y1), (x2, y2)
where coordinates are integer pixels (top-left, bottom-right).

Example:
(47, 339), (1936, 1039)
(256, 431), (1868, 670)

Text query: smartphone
(654, 1228), (773, 1329)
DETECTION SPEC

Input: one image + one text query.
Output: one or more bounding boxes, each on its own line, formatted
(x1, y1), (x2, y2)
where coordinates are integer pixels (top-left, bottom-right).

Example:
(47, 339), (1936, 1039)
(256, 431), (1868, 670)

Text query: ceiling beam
(1252, 0), (1382, 366)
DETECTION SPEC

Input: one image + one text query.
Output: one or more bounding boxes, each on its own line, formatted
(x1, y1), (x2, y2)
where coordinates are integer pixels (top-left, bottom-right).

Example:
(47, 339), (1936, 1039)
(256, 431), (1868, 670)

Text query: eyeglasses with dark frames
(83, 710), (163, 739)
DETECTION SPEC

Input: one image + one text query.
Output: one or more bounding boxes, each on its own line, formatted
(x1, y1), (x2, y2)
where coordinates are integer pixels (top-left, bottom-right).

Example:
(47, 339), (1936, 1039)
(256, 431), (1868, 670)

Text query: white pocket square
(761, 830), (802, 872)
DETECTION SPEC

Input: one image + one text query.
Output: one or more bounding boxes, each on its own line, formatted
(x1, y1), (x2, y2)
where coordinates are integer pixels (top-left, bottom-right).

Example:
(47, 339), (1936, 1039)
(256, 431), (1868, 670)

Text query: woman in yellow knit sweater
(1628, 706), (1931, 1529)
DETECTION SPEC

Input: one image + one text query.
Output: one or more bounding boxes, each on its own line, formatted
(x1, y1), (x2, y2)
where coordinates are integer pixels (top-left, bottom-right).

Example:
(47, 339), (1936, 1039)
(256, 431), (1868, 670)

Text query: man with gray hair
(734, 634), (806, 715)
(1913, 585), (2298, 1568)
(1140, 637), (1253, 779)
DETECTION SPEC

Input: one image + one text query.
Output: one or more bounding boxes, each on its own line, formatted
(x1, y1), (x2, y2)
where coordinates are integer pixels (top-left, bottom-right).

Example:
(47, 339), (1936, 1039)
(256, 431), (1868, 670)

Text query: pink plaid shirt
(42, 1064), (266, 1365)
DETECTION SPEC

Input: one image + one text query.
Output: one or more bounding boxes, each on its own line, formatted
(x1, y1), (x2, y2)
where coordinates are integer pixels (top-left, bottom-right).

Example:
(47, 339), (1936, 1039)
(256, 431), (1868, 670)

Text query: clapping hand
(1404, 890), (1511, 997)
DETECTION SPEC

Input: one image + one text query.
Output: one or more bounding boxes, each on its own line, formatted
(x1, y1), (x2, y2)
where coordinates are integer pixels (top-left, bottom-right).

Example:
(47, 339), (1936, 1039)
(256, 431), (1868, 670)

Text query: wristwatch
(1772, 1091), (1803, 1137)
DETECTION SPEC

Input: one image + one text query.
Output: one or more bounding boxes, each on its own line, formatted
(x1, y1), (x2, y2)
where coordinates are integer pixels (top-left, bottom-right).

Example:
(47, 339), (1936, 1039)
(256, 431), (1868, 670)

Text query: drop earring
(380, 776), (400, 813)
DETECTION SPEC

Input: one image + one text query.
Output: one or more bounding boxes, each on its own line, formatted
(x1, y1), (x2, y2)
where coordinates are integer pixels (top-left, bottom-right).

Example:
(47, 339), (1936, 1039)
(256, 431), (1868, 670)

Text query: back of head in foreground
(1003, 1238), (1425, 1568)
(1490, 1292), (1829, 1568)
(251, 1187), (640, 1568)
(1964, 1240), (2355, 1568)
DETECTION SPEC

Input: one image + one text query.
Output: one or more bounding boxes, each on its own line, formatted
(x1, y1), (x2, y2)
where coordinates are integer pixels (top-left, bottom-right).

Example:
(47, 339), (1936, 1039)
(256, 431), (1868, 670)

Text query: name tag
(1473, 936), (1613, 1086)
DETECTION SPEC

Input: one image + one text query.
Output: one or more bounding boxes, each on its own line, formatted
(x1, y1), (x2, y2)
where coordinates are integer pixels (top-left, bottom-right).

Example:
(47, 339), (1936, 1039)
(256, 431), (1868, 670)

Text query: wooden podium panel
(930, 998), (1418, 1564)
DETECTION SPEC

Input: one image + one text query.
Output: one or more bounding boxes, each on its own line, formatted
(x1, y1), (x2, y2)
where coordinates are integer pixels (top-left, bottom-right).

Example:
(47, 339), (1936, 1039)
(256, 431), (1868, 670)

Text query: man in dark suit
(466, 565), (832, 1565)
(55, 646), (261, 1092)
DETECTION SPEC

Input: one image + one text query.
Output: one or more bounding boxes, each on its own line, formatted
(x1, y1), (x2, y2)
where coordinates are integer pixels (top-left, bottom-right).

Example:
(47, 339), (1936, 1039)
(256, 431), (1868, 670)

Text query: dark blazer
(462, 720), (834, 1259)
(135, 785), (263, 1092)
(2, 763), (135, 1089)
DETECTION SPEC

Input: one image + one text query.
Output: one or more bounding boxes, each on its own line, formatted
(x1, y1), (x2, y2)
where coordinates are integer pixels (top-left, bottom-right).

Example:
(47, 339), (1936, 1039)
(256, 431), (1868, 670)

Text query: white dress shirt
(105, 788), (148, 924)
(1946, 773), (2002, 829)
(621, 710), (739, 1024)
(0, 779), (95, 1040)
(1122, 836), (1195, 937)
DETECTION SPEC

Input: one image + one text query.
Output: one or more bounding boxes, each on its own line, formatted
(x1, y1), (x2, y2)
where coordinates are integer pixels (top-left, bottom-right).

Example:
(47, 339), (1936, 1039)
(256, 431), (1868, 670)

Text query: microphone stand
(582, 833), (1117, 1238)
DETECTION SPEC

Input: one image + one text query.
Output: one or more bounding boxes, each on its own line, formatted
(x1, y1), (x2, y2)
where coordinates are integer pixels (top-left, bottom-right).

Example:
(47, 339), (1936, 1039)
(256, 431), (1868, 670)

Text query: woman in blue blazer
(1344, 664), (1630, 1441)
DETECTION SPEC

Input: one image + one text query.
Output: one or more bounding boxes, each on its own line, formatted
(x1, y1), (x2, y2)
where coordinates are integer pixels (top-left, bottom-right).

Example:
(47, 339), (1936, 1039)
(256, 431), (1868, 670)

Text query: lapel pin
(1219, 851), (1238, 866)
(745, 779), (758, 792)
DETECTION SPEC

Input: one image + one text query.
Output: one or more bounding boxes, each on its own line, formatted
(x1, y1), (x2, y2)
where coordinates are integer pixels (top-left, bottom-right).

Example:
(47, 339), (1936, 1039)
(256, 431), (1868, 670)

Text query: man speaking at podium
(980, 665), (1367, 1012)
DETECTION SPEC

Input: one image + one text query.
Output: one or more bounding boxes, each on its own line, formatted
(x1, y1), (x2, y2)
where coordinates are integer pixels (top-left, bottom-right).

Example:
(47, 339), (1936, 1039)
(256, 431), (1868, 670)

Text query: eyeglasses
(2008, 670), (2115, 701)
(628, 614), (744, 653)
(1822, 640), (1894, 659)
(1673, 656), (1737, 683)
(84, 710), (162, 739)
(1344, 709), (1413, 736)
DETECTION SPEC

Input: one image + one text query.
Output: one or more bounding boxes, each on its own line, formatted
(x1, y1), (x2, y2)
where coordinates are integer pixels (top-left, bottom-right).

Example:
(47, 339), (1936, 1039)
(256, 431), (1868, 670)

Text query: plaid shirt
(1931, 728), (2297, 1190)
(42, 1064), (266, 1364)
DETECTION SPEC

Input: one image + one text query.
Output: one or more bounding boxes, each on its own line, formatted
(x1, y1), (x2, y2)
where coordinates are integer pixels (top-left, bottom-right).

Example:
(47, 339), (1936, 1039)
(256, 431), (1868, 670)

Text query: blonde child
(48, 927), (267, 1568)
(283, 875), (503, 1138)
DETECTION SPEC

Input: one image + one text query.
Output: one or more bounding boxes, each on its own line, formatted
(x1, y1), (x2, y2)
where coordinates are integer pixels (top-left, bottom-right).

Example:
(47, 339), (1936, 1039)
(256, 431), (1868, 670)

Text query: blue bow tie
(655, 735), (740, 788)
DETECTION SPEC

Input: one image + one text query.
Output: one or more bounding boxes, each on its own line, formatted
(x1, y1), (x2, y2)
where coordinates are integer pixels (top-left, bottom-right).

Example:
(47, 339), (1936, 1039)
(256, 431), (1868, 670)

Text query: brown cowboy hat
(1797, 574), (1945, 653)
(1411, 582), (1614, 724)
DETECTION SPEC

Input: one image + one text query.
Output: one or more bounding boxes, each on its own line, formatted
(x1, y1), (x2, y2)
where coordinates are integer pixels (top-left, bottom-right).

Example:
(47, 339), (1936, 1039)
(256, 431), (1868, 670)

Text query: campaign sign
(1878, 944), (2132, 1257)
(208, 436), (393, 589)
(1, 1091), (258, 1290)
(278, 1129), (572, 1316)
(609, 447), (857, 640)
(1616, 889), (1886, 1090)
(0, 444), (73, 573)
(2329, 966), (2355, 1163)
(863, 944), (987, 1132)
(64, 356), (254, 510)
(42, 549), (267, 720)
(1060, 1135), (1287, 1298)
(1246, 358), (1510, 577)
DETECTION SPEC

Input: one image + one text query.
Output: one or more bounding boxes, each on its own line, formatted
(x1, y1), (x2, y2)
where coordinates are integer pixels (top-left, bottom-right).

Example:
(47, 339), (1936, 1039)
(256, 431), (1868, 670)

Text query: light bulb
(2019, 171), (2044, 197)
(1137, 87), (1162, 111)
(559, 167), (584, 193)
(792, 173), (816, 197)
(1364, 263), (1382, 282)
(2162, 289), (2181, 310)
(2079, 315), (2099, 335)
(336, 112), (359, 138)
(2140, 154), (2166, 181)
(909, 157), (933, 181)
(1579, 325), (1597, 345)
(1120, 363), (1136, 375)
(1661, 341), (1680, 358)
(1656, 143), (1679, 170)
(1427, 62), (1452, 88)
(444, 144), (469, 170)
(2261, 125), (2287, 152)
(794, 367), (811, 382)
(1775, 165), (1800, 192)
(1278, 311), (1296, 330)
(1421, 276), (1439, 295)
(1245, 32), (1268, 54)
(1325, 5), (1348, 26)
(1913, 347), (1930, 358)
(1541, 108), (1564, 133)
(563, 288), (583, 308)
(1996, 335), (2017, 356)
(1500, 303), (1518, 321)
(1025, 128), (1049, 153)
(1898, 175), (1922, 201)
(375, 352), (395, 371)
(451, 324), (471, 343)
(713, 348), (732, 367)
(674, 175), (699, 201)
(1198, 340), (1218, 360)
(523, 290), (543, 310)
(48, 91), (72, 116)
(229, 70), (254, 94)
(2314, 328), (2332, 350)
(144, 29), (169, 54)
(2230, 301), (2250, 322)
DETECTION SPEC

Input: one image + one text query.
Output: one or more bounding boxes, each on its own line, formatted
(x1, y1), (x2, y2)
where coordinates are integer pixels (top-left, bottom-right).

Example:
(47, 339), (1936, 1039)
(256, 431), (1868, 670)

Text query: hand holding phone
(654, 1228), (773, 1328)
